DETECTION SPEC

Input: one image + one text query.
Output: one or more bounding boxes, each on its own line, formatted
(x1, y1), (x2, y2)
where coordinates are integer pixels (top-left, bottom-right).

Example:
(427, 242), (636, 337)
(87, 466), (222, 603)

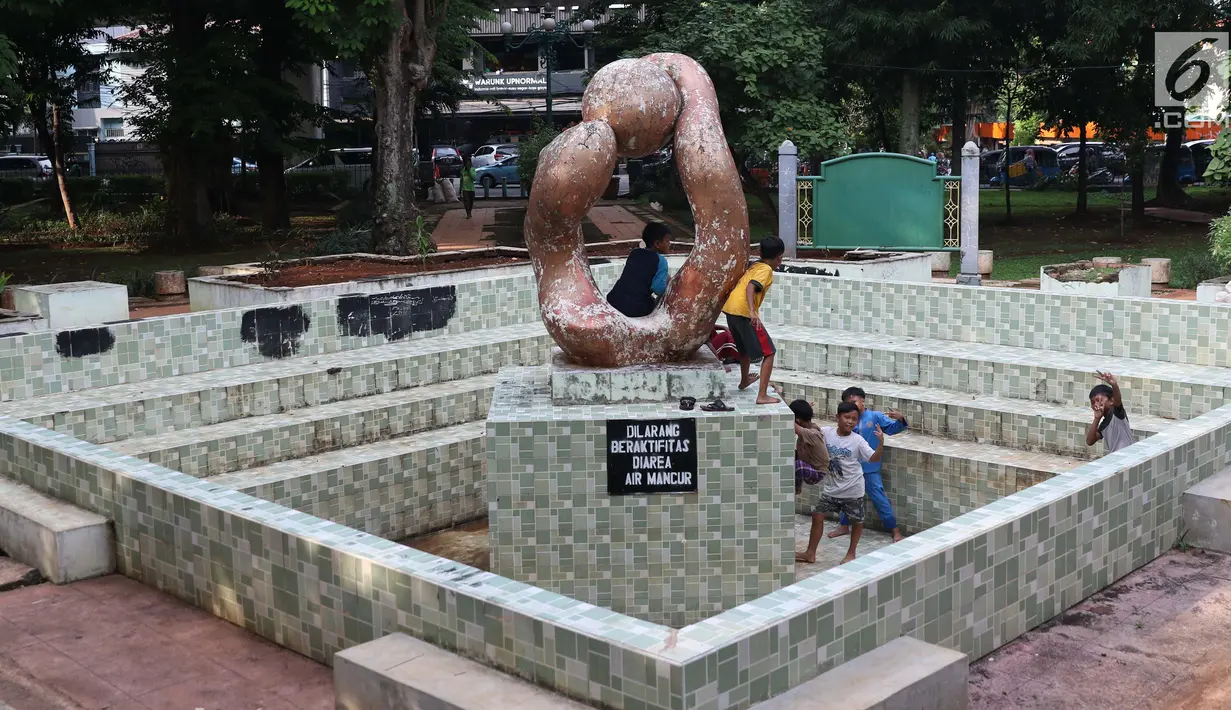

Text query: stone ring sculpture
(524, 53), (749, 368)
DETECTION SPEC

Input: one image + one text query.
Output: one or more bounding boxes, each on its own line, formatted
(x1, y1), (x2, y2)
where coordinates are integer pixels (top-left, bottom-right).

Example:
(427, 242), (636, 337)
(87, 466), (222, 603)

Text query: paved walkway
(970, 548), (1231, 709)
(0, 575), (332, 710)
(1144, 206), (1216, 224)
(430, 203), (647, 250)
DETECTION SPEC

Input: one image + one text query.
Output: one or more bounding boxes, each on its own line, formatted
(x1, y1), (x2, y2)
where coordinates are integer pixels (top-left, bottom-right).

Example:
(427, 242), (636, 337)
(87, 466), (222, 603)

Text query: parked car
(979, 149), (1003, 184)
(1186, 139), (1216, 181)
(475, 155), (520, 188)
(428, 145), (463, 179)
(989, 145), (1061, 186)
(1054, 141), (1125, 175)
(285, 147), (372, 192)
(1124, 144), (1197, 186)
(0, 154), (51, 179)
(471, 143), (518, 168)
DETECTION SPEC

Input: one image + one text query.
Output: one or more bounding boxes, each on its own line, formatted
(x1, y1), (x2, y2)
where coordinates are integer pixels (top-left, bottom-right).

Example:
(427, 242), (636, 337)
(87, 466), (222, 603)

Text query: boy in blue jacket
(828, 386), (909, 542)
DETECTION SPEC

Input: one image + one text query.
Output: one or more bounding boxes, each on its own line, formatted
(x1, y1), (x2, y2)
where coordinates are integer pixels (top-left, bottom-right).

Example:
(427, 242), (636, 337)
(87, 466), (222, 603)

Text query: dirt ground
(970, 548), (1231, 709)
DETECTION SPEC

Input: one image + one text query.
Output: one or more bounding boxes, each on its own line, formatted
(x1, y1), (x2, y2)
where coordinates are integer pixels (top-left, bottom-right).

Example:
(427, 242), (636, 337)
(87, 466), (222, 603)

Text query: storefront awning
(449, 97), (584, 116)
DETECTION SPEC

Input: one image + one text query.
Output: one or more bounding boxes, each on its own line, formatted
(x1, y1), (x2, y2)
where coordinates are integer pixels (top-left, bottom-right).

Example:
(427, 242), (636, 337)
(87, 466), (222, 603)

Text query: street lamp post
(501, 6), (595, 127)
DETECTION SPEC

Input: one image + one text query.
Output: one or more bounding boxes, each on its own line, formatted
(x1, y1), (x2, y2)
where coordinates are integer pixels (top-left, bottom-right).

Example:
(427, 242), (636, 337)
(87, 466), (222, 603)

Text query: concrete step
(0, 476), (114, 584)
(110, 376), (497, 478)
(752, 636), (968, 709)
(212, 422), (486, 542)
(797, 422), (1082, 533)
(774, 371), (1168, 460)
(1181, 466), (1231, 554)
(773, 324), (1231, 420)
(335, 632), (591, 710)
(0, 323), (549, 445)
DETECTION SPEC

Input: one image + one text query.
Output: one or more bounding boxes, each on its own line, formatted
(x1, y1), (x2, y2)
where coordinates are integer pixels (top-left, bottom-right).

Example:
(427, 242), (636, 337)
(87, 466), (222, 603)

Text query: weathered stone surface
(0, 555), (42, 591)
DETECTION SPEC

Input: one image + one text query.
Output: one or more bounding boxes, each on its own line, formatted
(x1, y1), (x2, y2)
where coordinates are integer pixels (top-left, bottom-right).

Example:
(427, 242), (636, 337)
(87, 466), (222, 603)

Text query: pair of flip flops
(680, 397), (733, 412)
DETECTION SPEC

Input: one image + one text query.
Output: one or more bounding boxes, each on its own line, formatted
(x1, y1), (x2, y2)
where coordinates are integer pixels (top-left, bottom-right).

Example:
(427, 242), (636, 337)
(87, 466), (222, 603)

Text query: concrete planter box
(1197, 276), (1231, 305)
(782, 251), (932, 282)
(1040, 261), (1153, 298)
(0, 309), (48, 336)
(10, 281), (129, 329)
(189, 248), (536, 311)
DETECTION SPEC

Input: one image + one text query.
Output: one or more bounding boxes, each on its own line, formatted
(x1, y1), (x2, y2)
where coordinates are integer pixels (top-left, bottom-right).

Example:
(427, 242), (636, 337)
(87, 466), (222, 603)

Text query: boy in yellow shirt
(721, 236), (785, 405)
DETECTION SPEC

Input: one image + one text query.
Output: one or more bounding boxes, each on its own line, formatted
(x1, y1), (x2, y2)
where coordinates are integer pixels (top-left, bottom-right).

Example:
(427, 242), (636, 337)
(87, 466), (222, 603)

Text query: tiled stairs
(1, 319), (1222, 543)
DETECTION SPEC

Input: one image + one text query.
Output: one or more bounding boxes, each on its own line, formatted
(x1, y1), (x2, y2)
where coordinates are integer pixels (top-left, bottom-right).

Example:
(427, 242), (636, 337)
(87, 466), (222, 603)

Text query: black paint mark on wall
(778, 265), (839, 277)
(240, 305), (311, 358)
(54, 327), (117, 357)
(335, 286), (458, 341)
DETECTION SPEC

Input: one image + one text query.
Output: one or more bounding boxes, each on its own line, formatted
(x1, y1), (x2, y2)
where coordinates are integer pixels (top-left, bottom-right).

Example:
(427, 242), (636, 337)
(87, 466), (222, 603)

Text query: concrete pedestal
(1182, 467), (1231, 554)
(486, 367), (794, 627)
(10, 281), (128, 330)
(977, 250), (994, 277)
(1141, 258), (1171, 284)
(549, 347), (727, 404)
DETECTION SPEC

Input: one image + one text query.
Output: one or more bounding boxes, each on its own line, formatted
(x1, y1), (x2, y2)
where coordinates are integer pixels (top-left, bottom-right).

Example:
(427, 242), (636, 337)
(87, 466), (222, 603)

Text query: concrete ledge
(334, 633), (590, 710)
(1182, 467), (1231, 553)
(753, 636), (968, 710)
(0, 477), (115, 584)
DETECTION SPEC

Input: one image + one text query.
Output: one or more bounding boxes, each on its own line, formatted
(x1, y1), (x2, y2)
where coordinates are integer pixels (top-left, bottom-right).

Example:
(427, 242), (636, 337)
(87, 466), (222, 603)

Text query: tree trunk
(1003, 82), (1013, 222)
(256, 10), (291, 231)
(899, 73), (921, 157)
(1154, 114), (1189, 207)
(164, 141), (218, 250)
(29, 98), (78, 230)
(875, 108), (890, 152)
(370, 0), (437, 255)
(162, 2), (218, 249)
(1130, 142), (1145, 218)
(1076, 123), (1088, 215)
(950, 78), (967, 176)
(738, 162), (777, 236)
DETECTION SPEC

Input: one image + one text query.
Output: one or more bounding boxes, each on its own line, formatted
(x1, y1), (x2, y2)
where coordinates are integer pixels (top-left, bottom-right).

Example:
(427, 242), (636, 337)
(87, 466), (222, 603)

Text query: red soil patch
(227, 256), (526, 287)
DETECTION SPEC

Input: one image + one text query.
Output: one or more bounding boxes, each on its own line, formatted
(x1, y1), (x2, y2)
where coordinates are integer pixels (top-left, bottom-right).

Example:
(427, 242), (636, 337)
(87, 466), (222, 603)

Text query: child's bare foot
(840, 553), (856, 564)
(795, 551), (816, 563)
(739, 373), (759, 389)
(756, 394), (780, 405)
(892, 532), (905, 543)
(827, 526), (850, 539)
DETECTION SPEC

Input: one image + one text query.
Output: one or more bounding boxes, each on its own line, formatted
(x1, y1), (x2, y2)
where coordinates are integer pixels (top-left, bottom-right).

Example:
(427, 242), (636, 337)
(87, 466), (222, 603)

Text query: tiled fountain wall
(0, 266), (546, 403)
(2, 265), (1231, 710)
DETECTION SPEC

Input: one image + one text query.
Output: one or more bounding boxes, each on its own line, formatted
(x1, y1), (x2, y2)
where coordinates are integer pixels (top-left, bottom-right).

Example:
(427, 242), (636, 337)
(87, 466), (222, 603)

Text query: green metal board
(803, 153), (957, 251)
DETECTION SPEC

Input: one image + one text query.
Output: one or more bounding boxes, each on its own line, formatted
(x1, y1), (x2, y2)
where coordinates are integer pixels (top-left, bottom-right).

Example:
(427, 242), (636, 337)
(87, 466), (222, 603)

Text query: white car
(285, 147), (372, 192)
(0, 154), (52, 179)
(471, 143), (518, 168)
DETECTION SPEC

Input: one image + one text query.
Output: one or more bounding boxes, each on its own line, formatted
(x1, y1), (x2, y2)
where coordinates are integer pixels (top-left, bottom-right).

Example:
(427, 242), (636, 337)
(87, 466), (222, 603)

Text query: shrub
(517, 118), (560, 189)
(1169, 251), (1225, 289)
(286, 170), (352, 200)
(306, 225), (372, 256)
(104, 174), (163, 197)
(0, 271), (10, 297)
(0, 178), (38, 206)
(1203, 131), (1231, 184)
(40, 176), (106, 203)
(1211, 208), (1231, 272)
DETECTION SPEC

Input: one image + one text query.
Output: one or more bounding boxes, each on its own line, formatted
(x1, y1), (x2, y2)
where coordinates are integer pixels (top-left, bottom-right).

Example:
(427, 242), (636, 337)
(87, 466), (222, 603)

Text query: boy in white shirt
(796, 402), (884, 565)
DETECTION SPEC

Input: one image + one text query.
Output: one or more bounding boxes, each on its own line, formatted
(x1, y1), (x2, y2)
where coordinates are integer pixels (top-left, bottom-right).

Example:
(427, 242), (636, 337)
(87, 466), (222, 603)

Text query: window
(77, 79), (101, 109)
(101, 118), (125, 138)
(338, 151), (372, 165)
(475, 146), (494, 156)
